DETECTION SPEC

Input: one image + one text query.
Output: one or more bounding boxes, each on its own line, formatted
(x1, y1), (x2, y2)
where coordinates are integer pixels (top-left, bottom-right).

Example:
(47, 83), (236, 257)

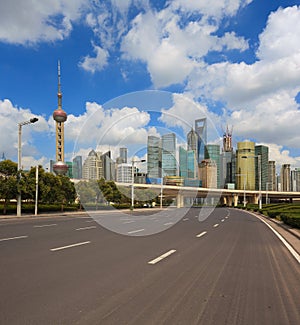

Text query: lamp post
(131, 158), (146, 210)
(236, 173), (246, 207)
(17, 117), (38, 217)
(241, 154), (262, 210)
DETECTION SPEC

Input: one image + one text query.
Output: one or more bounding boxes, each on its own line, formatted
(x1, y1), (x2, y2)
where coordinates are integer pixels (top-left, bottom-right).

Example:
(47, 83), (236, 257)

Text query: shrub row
(280, 214), (300, 229)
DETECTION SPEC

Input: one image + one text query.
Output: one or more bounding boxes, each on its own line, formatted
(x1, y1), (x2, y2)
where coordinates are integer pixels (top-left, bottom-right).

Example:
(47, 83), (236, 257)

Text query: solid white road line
(127, 229), (145, 234)
(196, 231), (207, 238)
(34, 224), (57, 228)
(0, 235), (28, 242)
(148, 249), (177, 265)
(50, 241), (91, 252)
(75, 226), (97, 231)
(123, 220), (135, 224)
(213, 223), (219, 228)
(254, 214), (300, 265)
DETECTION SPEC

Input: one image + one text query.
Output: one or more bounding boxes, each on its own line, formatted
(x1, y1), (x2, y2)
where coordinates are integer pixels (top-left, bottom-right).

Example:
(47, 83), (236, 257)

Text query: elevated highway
(116, 182), (300, 207)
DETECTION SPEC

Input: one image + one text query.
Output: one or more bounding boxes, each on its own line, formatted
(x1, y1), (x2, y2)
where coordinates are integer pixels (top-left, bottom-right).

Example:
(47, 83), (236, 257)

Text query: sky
(0, 0), (300, 172)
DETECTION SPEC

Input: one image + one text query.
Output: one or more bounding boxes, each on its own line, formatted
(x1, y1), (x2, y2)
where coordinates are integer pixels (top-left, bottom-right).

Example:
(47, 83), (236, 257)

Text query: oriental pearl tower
(52, 61), (68, 175)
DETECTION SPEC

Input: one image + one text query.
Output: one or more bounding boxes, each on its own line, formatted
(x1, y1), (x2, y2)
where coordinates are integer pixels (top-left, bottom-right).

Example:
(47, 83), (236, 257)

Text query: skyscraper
(147, 135), (161, 179)
(161, 133), (177, 176)
(52, 61), (68, 175)
(72, 155), (82, 179)
(268, 161), (276, 191)
(255, 145), (269, 191)
(281, 164), (291, 192)
(236, 141), (255, 190)
(195, 118), (207, 164)
(82, 150), (102, 180)
(119, 147), (128, 164)
(205, 144), (221, 188)
(220, 127), (234, 188)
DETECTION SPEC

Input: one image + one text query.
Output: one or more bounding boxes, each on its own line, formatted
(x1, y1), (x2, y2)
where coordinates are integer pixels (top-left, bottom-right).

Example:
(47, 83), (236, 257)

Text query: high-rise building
(220, 126), (234, 188)
(205, 144), (220, 188)
(147, 135), (161, 179)
(161, 133), (177, 176)
(101, 151), (114, 181)
(195, 118), (207, 164)
(281, 164), (291, 192)
(268, 161), (276, 191)
(119, 147), (128, 164)
(52, 61), (68, 175)
(187, 128), (198, 158)
(82, 150), (103, 180)
(72, 156), (82, 179)
(66, 162), (73, 178)
(199, 159), (217, 188)
(179, 146), (196, 177)
(255, 145), (269, 191)
(291, 168), (300, 192)
(236, 141), (255, 190)
(223, 126), (233, 152)
(179, 147), (188, 178)
(116, 163), (134, 183)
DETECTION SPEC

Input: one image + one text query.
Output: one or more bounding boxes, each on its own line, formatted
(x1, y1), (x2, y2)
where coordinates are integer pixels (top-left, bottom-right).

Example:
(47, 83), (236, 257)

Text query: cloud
(121, 4), (249, 87)
(79, 44), (109, 73)
(0, 99), (49, 168)
(169, 0), (253, 20)
(257, 6), (300, 61)
(0, 0), (87, 44)
(63, 101), (151, 150)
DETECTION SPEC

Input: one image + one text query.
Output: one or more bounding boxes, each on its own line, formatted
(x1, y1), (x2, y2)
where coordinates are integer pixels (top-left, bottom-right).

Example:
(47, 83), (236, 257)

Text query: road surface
(0, 207), (299, 324)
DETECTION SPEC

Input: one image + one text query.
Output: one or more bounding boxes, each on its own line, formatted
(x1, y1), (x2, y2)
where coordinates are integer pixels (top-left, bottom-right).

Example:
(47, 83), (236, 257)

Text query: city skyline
(0, 1), (299, 170)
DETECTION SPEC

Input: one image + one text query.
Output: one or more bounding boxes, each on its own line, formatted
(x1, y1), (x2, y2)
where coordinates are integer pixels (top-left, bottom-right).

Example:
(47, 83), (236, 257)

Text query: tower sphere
(53, 161), (68, 175)
(53, 109), (67, 123)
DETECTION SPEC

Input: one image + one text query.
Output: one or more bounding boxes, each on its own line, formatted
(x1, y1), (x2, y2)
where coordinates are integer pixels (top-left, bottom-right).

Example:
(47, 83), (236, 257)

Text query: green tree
(0, 160), (18, 214)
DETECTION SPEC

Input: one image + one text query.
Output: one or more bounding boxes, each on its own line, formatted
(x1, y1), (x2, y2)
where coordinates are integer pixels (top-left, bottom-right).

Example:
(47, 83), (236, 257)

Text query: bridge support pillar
(222, 197), (227, 206)
(227, 196), (233, 207)
(253, 194), (259, 204)
(176, 193), (184, 208)
(233, 194), (239, 207)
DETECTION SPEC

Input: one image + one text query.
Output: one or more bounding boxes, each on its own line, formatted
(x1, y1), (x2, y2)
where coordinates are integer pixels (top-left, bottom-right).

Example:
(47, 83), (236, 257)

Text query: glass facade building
(205, 144), (220, 188)
(195, 118), (207, 164)
(255, 145), (269, 191)
(161, 133), (177, 176)
(147, 136), (161, 178)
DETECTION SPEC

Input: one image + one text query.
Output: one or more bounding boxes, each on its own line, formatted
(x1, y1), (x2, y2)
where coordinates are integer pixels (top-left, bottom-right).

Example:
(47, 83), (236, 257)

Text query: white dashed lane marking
(148, 249), (177, 265)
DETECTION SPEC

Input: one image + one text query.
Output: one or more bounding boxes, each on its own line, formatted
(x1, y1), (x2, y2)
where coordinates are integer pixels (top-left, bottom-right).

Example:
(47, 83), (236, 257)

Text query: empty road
(0, 207), (299, 324)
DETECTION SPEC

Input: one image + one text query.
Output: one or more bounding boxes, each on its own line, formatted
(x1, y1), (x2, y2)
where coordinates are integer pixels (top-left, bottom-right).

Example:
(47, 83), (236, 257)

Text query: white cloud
(169, 0), (253, 20)
(0, 0), (87, 44)
(64, 101), (151, 150)
(121, 6), (249, 87)
(0, 99), (49, 168)
(257, 6), (300, 61)
(79, 44), (109, 73)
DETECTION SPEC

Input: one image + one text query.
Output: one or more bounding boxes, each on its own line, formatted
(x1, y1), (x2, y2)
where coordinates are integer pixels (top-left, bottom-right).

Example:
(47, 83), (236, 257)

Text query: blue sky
(0, 0), (300, 170)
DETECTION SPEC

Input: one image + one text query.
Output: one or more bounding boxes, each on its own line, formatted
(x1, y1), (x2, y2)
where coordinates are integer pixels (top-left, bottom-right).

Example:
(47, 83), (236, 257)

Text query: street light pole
(17, 118), (38, 217)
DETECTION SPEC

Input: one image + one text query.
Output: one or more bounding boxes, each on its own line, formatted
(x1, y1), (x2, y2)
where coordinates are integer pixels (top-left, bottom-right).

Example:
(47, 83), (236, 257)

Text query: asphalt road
(0, 207), (299, 324)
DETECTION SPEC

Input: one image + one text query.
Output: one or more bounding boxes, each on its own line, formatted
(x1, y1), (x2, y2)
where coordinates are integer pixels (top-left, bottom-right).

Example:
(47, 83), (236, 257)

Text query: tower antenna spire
(57, 60), (62, 110)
